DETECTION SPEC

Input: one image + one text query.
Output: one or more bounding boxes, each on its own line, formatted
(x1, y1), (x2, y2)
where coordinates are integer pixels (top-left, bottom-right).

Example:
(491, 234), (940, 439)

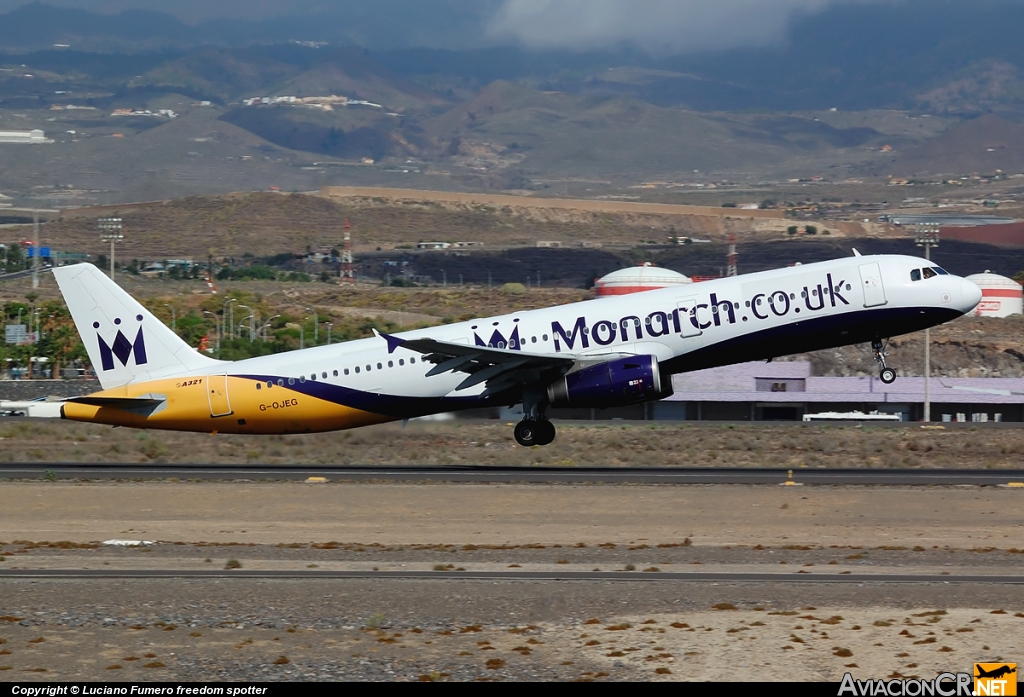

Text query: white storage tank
(964, 271), (1023, 317)
(594, 263), (692, 297)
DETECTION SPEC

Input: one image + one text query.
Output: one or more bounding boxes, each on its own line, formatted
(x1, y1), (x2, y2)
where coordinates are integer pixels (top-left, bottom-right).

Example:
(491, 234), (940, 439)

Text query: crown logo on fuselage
(474, 325), (521, 351)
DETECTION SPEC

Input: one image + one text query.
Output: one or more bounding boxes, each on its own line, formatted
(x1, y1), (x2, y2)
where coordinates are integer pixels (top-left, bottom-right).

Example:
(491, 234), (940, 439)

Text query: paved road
(2, 463), (1024, 485)
(0, 569), (1021, 583)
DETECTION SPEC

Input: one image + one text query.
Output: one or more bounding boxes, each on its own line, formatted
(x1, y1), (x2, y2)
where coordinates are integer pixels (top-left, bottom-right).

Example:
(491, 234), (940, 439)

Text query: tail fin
(53, 263), (223, 389)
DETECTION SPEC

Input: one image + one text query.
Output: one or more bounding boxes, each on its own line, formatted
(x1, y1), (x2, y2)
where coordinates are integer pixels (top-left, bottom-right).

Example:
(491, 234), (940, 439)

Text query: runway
(2, 463), (1024, 485)
(1, 569), (1022, 583)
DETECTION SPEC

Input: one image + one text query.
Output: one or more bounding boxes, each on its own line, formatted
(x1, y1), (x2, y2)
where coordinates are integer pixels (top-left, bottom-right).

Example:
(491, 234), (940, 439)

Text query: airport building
(529, 361), (1024, 423)
(0, 129), (48, 144)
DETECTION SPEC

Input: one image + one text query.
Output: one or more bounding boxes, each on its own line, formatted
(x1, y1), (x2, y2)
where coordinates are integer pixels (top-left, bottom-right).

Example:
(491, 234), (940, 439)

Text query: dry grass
(3, 419), (1022, 469)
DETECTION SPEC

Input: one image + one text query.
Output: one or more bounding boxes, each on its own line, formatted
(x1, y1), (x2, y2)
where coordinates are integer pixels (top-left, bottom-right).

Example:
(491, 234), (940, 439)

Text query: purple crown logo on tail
(95, 315), (148, 370)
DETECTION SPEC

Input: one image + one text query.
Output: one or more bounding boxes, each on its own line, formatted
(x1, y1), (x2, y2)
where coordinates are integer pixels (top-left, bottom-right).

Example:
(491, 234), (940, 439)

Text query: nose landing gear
(872, 338), (897, 384)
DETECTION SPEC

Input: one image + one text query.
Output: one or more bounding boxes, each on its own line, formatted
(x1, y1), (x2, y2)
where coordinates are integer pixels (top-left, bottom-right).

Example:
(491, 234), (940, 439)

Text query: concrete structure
(883, 214), (1016, 227)
(662, 361), (1024, 422)
(0, 129), (48, 144)
(942, 222), (1024, 246)
(594, 263), (692, 296)
(965, 271), (1023, 317)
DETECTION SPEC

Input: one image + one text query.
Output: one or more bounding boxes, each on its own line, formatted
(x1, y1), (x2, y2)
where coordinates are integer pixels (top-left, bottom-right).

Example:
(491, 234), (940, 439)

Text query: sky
(0, 0), (962, 54)
(486, 0), (853, 53)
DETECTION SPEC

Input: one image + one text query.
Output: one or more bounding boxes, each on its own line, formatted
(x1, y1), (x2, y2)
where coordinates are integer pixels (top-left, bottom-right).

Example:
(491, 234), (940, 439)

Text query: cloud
(487, 0), (865, 53)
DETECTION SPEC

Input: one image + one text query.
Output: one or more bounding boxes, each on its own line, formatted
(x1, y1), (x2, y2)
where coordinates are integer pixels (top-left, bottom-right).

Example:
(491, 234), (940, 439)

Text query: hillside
(891, 114), (1024, 176)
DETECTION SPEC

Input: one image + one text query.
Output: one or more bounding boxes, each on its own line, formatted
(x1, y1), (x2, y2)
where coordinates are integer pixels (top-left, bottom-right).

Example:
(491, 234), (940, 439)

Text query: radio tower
(340, 218), (354, 285)
(726, 233), (738, 277)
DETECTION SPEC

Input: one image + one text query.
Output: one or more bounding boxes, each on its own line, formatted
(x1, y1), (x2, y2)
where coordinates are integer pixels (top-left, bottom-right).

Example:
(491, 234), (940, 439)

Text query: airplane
(35, 253), (980, 447)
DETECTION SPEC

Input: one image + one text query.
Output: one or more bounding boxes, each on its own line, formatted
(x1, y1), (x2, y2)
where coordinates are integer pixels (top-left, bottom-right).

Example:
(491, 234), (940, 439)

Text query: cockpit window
(932, 266), (949, 275)
(922, 267), (937, 280)
(910, 269), (921, 282)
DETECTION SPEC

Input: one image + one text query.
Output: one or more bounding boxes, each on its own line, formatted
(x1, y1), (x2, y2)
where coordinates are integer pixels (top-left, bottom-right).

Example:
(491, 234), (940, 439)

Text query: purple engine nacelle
(546, 355), (671, 408)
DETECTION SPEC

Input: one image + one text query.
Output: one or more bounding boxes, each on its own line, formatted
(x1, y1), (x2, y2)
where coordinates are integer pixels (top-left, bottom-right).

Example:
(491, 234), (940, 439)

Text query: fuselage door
(858, 263), (887, 308)
(207, 374), (233, 418)
(676, 297), (703, 337)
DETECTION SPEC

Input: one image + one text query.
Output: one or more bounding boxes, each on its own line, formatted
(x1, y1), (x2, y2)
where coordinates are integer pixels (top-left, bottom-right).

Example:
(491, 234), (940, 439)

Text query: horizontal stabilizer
(66, 394), (167, 416)
(66, 396), (165, 409)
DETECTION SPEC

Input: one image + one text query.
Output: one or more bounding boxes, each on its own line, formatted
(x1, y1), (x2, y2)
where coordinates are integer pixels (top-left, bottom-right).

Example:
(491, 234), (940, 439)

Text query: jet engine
(546, 355), (671, 408)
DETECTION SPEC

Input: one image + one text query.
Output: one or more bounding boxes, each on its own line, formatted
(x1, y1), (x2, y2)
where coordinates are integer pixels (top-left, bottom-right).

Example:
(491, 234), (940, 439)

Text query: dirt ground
(1, 419), (1024, 468)
(1, 482), (1023, 548)
(0, 482), (1022, 681)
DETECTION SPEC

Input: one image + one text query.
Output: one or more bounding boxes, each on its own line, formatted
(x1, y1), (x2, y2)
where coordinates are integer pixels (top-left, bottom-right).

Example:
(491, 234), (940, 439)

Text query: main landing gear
(872, 338), (897, 385)
(514, 417), (556, 447)
(514, 389), (556, 447)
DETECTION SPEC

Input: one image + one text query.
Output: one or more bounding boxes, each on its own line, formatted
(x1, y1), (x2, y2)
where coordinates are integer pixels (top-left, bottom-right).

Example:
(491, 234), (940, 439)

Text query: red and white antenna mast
(726, 233), (738, 277)
(340, 218), (354, 285)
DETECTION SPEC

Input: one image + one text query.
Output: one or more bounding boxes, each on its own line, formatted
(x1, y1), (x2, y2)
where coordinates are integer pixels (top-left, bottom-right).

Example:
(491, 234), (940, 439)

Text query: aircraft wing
(377, 331), (578, 397)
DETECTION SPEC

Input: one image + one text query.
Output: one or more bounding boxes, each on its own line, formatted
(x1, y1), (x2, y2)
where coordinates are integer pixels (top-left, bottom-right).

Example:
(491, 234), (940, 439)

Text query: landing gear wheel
(514, 419), (556, 447)
(534, 419), (556, 446)
(514, 420), (539, 447)
(871, 338), (897, 385)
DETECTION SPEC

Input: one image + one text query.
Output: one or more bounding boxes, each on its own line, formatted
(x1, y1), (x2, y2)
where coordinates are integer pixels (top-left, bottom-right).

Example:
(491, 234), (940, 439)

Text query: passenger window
(399, 359), (405, 366)
(355, 367), (360, 374)
(256, 383), (262, 390)
(309, 374), (316, 381)
(267, 381), (273, 389)
(344, 368), (350, 375)
(388, 361), (393, 368)
(922, 267), (937, 279)
(542, 334), (548, 341)
(288, 378), (295, 385)
(911, 269), (921, 281)
(300, 376), (306, 383)
(366, 365), (371, 372)
(531, 337), (537, 343)
(333, 370), (338, 377)
(377, 363), (382, 370)
(322, 372), (328, 379)
(411, 357), (416, 364)
(278, 379), (285, 386)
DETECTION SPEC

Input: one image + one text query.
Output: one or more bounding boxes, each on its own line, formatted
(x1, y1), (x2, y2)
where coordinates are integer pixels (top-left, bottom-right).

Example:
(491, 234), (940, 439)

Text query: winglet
(376, 330), (405, 355)
(852, 248), (862, 257)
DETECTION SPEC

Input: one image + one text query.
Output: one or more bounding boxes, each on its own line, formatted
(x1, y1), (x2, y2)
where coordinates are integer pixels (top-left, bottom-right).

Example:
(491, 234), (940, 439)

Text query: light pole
(97, 216), (123, 282)
(31, 209), (40, 289)
(306, 307), (318, 344)
(238, 305), (251, 341)
(299, 325), (304, 350)
(202, 310), (221, 358)
(162, 303), (176, 333)
(259, 315), (280, 342)
(222, 298), (237, 341)
(916, 223), (940, 422)
(327, 322), (332, 345)
(238, 316), (253, 340)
